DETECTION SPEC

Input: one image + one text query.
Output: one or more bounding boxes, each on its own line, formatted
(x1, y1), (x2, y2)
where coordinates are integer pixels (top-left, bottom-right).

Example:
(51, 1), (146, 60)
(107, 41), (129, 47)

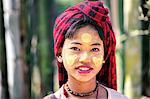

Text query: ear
(56, 48), (63, 63)
(57, 55), (63, 63)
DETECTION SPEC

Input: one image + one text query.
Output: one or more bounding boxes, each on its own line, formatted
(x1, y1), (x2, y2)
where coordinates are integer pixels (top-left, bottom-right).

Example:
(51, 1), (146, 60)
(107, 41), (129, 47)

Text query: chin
(74, 76), (95, 82)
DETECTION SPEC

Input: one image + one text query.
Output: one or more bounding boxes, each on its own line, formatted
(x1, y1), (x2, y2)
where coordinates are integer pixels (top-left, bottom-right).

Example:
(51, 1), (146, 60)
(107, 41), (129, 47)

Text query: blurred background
(0, 0), (149, 99)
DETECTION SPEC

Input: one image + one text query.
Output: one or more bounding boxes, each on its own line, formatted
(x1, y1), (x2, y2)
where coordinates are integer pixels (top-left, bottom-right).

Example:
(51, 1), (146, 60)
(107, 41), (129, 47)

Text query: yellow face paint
(64, 54), (77, 66)
(81, 33), (92, 43)
(92, 56), (103, 68)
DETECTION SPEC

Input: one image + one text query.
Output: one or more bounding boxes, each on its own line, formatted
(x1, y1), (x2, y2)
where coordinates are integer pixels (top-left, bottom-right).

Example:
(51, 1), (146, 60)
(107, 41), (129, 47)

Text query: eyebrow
(71, 42), (82, 45)
(91, 43), (101, 46)
(71, 42), (101, 46)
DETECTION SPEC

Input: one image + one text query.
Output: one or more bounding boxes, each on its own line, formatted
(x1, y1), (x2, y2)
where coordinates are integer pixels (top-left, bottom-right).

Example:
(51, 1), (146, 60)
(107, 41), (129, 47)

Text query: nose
(79, 52), (91, 63)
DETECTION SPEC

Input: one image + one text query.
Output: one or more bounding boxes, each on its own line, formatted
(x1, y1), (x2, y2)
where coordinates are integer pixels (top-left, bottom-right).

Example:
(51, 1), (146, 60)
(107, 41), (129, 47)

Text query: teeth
(78, 67), (90, 71)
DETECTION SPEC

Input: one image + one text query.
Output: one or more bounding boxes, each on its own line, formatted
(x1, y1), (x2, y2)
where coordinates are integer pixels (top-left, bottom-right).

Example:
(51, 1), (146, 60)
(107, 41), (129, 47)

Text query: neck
(67, 76), (97, 93)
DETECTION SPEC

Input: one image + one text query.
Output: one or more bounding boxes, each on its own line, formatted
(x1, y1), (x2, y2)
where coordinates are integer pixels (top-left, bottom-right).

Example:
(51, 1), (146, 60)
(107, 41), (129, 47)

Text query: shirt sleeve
(43, 94), (57, 99)
(107, 88), (128, 99)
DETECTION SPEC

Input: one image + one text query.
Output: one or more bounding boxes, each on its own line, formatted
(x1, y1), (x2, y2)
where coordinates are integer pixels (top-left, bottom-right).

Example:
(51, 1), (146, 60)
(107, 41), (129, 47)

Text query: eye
(70, 47), (80, 51)
(91, 48), (99, 52)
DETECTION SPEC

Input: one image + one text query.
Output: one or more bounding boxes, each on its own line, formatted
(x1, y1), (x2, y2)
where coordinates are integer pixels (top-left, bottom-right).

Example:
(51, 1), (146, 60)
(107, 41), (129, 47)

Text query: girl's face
(58, 25), (104, 82)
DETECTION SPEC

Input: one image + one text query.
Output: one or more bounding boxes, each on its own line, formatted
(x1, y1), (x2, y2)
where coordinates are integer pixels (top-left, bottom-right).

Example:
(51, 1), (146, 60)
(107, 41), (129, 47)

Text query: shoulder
(43, 94), (56, 99)
(106, 87), (128, 99)
(99, 84), (128, 99)
(43, 85), (65, 99)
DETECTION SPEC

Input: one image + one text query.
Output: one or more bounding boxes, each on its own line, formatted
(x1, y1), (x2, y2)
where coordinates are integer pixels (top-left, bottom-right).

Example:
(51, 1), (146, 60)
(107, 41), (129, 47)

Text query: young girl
(44, 0), (128, 98)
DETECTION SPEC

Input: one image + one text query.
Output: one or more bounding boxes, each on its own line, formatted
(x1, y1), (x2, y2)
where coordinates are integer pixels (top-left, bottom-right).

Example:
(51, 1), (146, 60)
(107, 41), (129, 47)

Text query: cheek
(92, 56), (103, 68)
(63, 53), (77, 66)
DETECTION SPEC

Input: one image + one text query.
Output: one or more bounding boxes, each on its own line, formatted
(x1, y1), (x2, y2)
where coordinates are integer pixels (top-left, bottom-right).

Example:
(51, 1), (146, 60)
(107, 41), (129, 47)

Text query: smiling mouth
(75, 66), (93, 74)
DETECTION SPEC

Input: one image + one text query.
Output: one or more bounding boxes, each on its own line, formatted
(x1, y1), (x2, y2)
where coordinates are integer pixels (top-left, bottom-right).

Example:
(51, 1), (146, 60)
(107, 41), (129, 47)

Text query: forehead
(72, 25), (101, 41)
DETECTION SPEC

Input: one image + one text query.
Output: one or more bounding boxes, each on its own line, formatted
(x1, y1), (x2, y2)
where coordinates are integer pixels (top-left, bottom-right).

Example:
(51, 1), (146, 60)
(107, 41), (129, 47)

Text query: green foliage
(128, 0), (140, 31)
(55, 0), (83, 15)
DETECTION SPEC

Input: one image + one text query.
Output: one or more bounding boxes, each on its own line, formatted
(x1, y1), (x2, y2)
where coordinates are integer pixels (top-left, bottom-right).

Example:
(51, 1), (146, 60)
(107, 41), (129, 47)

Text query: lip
(75, 65), (93, 74)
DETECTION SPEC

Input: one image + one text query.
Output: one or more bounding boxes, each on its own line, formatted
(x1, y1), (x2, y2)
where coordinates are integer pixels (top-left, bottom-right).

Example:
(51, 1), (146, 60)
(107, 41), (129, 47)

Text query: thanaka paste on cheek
(64, 54), (77, 66)
(81, 33), (92, 43)
(92, 56), (103, 68)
